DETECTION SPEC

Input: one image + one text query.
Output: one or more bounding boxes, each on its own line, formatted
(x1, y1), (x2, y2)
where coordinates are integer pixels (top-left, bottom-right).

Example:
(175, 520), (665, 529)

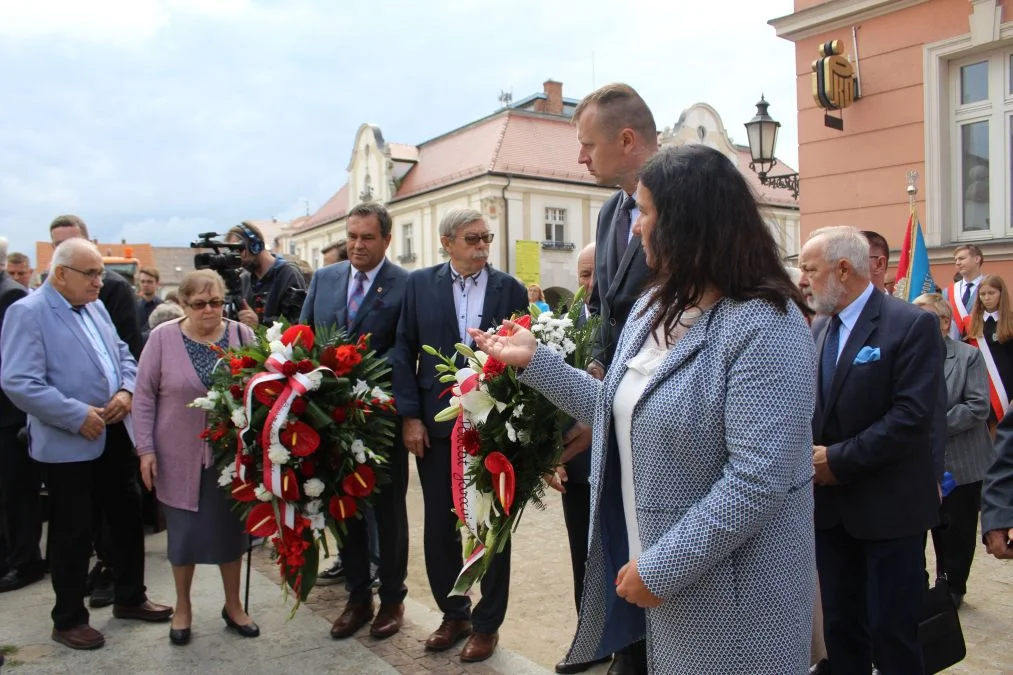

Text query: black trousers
(561, 481), (590, 613)
(0, 424), (43, 575)
(342, 431), (409, 606)
(816, 525), (926, 675)
(417, 436), (510, 633)
(930, 480), (982, 595)
(45, 422), (147, 630)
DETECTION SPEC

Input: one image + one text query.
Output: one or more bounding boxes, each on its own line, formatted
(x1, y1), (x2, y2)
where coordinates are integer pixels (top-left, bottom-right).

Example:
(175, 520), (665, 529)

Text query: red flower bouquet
(191, 322), (395, 605)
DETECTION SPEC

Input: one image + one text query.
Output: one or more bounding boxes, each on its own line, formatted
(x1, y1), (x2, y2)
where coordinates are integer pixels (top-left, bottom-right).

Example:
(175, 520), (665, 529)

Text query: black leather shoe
(607, 653), (636, 675)
(89, 581), (114, 608)
(222, 607), (260, 638)
(0, 569), (44, 593)
(809, 659), (831, 675)
(316, 559), (345, 586)
(169, 627), (191, 646)
(556, 655), (611, 673)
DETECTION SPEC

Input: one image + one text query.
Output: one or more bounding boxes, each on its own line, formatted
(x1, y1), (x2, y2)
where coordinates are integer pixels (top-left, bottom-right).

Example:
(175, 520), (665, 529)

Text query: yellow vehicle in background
(102, 246), (141, 285)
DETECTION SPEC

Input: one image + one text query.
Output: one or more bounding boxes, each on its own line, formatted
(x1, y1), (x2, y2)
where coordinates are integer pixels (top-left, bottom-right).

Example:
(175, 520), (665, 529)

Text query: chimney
(544, 79), (563, 115)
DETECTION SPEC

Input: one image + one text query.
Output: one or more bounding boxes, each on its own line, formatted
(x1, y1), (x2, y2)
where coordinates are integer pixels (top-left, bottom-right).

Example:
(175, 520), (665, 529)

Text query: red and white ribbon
(968, 335), (1010, 420)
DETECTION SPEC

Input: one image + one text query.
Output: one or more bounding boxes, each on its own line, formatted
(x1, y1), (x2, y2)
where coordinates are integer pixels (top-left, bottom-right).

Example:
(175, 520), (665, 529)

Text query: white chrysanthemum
(352, 379), (370, 398)
(230, 408), (248, 428)
(308, 513), (325, 531)
(370, 386), (392, 404)
(267, 444), (290, 465)
(254, 485), (273, 502)
(266, 322), (284, 342)
(304, 499), (323, 515)
(217, 464), (236, 487)
(537, 312), (553, 324)
(303, 478), (325, 498)
(562, 338), (576, 355)
(530, 323), (543, 333)
(351, 439), (367, 464)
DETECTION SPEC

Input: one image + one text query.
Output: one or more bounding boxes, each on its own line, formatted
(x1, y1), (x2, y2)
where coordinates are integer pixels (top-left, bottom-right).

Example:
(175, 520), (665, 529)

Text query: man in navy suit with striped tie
(300, 202), (410, 641)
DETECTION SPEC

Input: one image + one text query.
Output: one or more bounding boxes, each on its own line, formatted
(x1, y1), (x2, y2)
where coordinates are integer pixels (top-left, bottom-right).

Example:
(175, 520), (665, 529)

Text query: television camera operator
(223, 223), (306, 327)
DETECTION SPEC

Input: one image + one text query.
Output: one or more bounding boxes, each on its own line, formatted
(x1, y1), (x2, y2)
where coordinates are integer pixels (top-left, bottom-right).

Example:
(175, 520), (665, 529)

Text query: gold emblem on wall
(811, 40), (855, 111)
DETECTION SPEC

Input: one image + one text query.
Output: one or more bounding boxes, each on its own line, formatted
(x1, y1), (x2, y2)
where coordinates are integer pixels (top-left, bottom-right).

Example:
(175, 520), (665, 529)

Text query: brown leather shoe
(370, 602), (404, 639)
(51, 624), (105, 650)
(329, 600), (374, 639)
(424, 618), (472, 651)
(460, 631), (499, 662)
(112, 600), (173, 622)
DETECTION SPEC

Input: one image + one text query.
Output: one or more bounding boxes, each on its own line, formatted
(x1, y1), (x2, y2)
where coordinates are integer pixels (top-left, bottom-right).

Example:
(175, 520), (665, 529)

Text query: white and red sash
(967, 333), (1010, 419)
(949, 282), (971, 337)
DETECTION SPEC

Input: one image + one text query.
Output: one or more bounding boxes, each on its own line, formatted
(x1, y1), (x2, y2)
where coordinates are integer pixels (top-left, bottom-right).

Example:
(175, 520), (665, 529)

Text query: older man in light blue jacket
(1, 238), (171, 651)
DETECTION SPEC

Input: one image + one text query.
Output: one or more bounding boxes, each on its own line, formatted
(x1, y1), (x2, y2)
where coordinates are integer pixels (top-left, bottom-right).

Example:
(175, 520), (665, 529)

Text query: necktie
(346, 271), (367, 328)
(820, 315), (842, 404)
(961, 282), (974, 311)
(615, 194), (635, 260)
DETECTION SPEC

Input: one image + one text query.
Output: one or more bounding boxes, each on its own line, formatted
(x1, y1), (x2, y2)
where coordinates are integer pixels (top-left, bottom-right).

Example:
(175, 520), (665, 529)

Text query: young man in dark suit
(300, 202), (410, 641)
(391, 207), (527, 664)
(799, 225), (943, 674)
(567, 82), (658, 675)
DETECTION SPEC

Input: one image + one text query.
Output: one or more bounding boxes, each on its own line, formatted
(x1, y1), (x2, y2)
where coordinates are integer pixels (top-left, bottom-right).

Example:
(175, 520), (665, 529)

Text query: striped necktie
(346, 271), (367, 328)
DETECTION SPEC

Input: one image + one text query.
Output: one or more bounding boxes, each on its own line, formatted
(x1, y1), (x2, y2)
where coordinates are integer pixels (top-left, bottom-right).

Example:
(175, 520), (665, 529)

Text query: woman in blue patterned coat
(472, 144), (818, 674)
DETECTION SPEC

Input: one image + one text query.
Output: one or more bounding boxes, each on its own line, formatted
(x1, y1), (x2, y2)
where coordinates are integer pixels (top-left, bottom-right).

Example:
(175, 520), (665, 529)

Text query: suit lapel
(435, 264), (459, 346)
(606, 237), (644, 308)
(822, 291), (883, 422)
(45, 287), (105, 375)
(481, 267), (506, 331)
(331, 262), (351, 330)
(943, 339), (958, 382)
(604, 197), (623, 279)
(349, 261), (389, 335)
(84, 303), (123, 387)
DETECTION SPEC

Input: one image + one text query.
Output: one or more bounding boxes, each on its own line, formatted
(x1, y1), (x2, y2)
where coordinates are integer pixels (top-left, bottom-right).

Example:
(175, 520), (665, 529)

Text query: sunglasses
(187, 299), (225, 310)
(454, 232), (495, 245)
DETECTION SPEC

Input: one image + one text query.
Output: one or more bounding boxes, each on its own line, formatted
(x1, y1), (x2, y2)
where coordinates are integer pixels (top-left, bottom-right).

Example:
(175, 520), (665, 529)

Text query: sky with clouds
(0, 0), (798, 262)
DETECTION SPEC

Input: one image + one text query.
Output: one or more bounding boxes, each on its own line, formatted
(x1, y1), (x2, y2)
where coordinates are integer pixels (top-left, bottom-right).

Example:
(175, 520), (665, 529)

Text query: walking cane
(244, 535), (253, 614)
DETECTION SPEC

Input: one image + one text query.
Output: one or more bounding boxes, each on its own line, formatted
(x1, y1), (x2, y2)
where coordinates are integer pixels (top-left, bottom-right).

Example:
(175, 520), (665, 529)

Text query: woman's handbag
(919, 577), (966, 673)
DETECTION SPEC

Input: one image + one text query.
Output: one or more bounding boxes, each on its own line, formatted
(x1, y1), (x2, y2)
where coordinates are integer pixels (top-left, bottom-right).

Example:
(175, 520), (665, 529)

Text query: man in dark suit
(570, 82), (658, 675)
(391, 207), (527, 664)
(982, 408), (1013, 560)
(300, 202), (410, 641)
(49, 215), (144, 608)
(799, 226), (942, 674)
(0, 255), (43, 593)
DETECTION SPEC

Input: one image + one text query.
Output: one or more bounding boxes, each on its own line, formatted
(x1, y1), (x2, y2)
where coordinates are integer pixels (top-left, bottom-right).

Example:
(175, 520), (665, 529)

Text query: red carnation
(462, 428), (481, 456)
(281, 325), (315, 351)
(282, 361), (298, 377)
(331, 406), (348, 424)
(239, 451), (256, 466)
(241, 355), (257, 368)
(290, 398), (307, 416)
(297, 359), (314, 374)
(331, 345), (362, 376)
(329, 495), (357, 521)
(229, 384), (243, 400)
(230, 357), (245, 375)
(482, 356), (507, 379)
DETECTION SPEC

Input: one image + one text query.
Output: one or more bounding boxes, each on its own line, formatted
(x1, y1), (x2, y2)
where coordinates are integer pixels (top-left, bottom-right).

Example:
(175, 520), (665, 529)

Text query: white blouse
(611, 327), (672, 560)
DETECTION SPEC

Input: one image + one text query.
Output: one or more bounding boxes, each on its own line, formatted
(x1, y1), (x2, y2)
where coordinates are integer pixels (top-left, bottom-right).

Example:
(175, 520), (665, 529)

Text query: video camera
(190, 232), (245, 320)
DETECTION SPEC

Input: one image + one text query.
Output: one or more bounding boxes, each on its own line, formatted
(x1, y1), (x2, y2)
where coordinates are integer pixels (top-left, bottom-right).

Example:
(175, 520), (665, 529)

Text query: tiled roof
(490, 112), (591, 183)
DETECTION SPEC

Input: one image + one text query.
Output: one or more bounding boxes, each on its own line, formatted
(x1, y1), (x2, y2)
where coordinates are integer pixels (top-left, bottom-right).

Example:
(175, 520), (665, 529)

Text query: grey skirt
(163, 465), (248, 566)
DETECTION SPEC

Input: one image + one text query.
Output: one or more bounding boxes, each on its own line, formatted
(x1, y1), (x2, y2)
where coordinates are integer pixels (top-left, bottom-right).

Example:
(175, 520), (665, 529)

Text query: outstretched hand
(468, 320), (537, 368)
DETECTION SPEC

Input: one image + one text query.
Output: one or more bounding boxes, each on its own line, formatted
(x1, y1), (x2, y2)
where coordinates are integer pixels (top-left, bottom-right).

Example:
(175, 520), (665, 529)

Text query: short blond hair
(178, 269), (225, 304)
(913, 292), (952, 324)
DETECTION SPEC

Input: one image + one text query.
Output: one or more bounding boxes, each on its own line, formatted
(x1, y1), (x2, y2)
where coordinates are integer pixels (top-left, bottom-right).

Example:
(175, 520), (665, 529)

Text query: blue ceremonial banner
(893, 207), (935, 302)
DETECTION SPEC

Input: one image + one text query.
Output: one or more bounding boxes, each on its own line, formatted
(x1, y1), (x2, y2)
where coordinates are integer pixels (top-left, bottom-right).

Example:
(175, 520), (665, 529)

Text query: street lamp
(744, 95), (800, 199)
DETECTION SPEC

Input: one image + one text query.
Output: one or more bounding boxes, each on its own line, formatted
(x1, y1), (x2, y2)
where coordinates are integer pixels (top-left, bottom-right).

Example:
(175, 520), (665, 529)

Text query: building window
(545, 207), (569, 243)
(945, 50), (1013, 241)
(398, 223), (416, 263)
(311, 247), (320, 269)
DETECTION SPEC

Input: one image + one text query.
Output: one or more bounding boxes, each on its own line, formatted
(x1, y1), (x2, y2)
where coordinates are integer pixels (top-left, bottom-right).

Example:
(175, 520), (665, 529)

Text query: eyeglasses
(61, 265), (104, 281)
(454, 232), (495, 245)
(187, 299), (225, 310)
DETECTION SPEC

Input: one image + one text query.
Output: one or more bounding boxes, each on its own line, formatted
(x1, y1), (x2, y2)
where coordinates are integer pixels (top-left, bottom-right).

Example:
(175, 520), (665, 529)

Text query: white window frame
(925, 13), (1013, 247)
(544, 207), (567, 243)
(403, 222), (414, 257)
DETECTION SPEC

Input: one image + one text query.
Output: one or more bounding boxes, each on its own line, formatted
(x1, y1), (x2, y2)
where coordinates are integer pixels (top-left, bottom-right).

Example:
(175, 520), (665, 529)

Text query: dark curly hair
(637, 144), (809, 338)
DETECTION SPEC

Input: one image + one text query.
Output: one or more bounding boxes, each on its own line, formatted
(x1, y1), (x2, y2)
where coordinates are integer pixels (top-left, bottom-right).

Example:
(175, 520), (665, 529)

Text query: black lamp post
(744, 95), (800, 199)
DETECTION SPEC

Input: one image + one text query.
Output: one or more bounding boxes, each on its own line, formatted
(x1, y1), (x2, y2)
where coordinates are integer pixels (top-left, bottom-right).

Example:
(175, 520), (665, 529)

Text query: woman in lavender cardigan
(133, 270), (259, 646)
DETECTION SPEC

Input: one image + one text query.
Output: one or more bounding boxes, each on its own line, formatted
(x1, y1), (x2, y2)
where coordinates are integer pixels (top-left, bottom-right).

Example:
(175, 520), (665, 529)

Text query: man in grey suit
(1, 239), (171, 651)
(568, 82), (658, 675)
(982, 410), (1013, 560)
(300, 202), (410, 641)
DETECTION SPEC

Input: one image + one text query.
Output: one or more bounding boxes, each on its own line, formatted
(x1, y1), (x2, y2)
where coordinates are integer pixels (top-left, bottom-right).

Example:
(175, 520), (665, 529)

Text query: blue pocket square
(853, 346), (881, 364)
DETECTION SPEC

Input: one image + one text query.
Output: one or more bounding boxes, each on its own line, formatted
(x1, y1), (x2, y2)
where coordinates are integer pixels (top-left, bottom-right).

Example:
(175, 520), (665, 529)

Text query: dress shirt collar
(836, 282), (876, 334)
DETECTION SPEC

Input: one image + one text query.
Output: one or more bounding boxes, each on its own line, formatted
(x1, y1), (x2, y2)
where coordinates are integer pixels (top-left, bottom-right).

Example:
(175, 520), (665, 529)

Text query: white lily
(370, 386), (392, 404)
(230, 408), (248, 428)
(352, 379), (370, 398)
(268, 340), (292, 359)
(474, 489), (496, 531)
(266, 322), (284, 342)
